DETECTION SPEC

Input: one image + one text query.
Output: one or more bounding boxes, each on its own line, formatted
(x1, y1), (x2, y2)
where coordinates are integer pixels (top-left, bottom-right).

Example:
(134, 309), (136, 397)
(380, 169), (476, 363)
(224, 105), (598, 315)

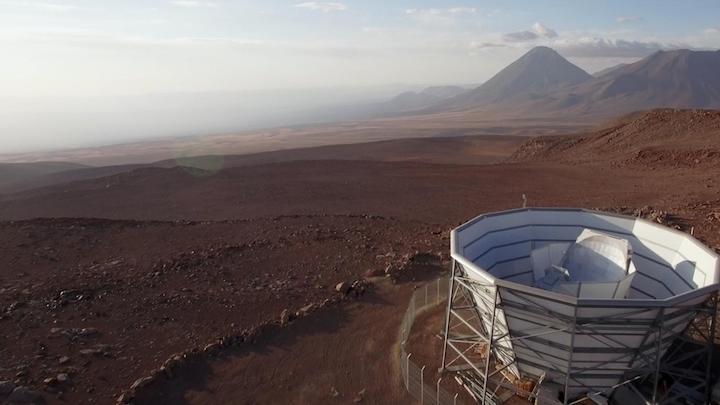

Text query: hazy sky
(1, 0), (719, 153)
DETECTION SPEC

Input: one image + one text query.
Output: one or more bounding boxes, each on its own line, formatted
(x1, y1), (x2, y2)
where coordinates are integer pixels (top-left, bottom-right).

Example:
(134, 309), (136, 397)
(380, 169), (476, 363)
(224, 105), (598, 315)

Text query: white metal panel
(451, 208), (720, 397)
(678, 238), (718, 286)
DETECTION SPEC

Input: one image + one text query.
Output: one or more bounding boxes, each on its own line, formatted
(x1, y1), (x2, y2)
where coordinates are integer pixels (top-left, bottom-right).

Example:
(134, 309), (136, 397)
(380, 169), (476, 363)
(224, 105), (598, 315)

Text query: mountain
(381, 85), (467, 113)
(442, 46), (593, 109)
(426, 47), (720, 120)
(539, 49), (720, 117)
(420, 86), (468, 99)
(593, 63), (629, 78)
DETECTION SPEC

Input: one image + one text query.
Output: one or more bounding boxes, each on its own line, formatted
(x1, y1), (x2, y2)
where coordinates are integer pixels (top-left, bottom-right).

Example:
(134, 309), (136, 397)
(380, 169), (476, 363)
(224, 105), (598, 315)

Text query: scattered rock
(353, 388), (366, 403)
(296, 303), (314, 317)
(335, 282), (351, 294)
(116, 391), (133, 404)
(279, 309), (291, 326)
(202, 342), (222, 355)
(160, 355), (184, 378)
(43, 377), (58, 386)
(56, 374), (70, 384)
(129, 376), (153, 391)
(330, 386), (340, 398)
(77, 327), (99, 337)
(58, 356), (70, 365)
(79, 344), (112, 357)
(7, 386), (42, 403)
(62, 327), (100, 339)
(351, 280), (369, 296)
(7, 302), (24, 312)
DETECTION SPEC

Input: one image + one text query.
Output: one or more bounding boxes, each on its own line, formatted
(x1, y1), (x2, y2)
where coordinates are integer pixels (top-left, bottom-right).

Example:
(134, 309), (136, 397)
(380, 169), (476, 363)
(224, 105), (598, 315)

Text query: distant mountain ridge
(542, 49), (720, 116)
(0, 161), (89, 191)
(382, 85), (467, 113)
(389, 46), (720, 119)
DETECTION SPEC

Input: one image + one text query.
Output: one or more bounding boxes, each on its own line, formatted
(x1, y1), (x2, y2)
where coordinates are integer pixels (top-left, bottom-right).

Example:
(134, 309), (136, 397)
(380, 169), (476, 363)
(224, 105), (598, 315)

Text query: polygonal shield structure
(441, 208), (720, 404)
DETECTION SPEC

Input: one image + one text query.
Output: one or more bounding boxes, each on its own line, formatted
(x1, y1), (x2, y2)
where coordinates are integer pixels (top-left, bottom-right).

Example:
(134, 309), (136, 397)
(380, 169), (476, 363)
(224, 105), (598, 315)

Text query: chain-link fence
(399, 276), (465, 405)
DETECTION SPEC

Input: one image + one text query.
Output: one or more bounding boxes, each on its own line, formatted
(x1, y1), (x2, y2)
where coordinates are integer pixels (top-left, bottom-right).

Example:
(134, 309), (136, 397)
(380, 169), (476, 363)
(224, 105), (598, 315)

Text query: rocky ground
(2, 110), (720, 404)
(0, 216), (448, 404)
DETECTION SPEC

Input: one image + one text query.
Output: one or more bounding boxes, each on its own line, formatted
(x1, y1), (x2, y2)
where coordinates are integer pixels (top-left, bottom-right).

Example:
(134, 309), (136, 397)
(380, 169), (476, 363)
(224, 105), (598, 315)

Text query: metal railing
(399, 276), (465, 405)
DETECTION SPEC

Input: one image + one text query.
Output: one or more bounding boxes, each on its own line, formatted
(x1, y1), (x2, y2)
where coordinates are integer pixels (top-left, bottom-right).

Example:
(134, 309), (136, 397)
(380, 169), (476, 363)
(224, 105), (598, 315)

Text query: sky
(1, 0), (719, 153)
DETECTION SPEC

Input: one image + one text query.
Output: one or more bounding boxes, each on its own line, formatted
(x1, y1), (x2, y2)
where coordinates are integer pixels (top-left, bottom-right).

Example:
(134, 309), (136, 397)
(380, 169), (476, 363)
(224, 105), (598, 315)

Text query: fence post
(407, 353), (412, 389)
(454, 392), (458, 405)
(437, 278), (441, 304)
(421, 365), (426, 404)
(437, 377), (442, 405)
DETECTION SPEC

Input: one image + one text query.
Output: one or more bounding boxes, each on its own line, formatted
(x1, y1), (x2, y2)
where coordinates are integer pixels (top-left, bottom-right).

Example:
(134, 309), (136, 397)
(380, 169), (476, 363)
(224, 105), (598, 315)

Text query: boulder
(43, 377), (58, 386)
(335, 282), (351, 294)
(202, 342), (222, 355)
(116, 392), (133, 404)
(279, 309), (291, 326)
(129, 376), (153, 391)
(296, 303), (314, 317)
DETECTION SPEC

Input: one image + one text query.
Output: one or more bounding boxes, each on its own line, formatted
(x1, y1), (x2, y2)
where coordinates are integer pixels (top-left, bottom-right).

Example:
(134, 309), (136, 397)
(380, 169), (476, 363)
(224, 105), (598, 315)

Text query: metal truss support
(441, 259), (718, 405)
(441, 260), (503, 404)
(651, 293), (717, 405)
(612, 293), (718, 405)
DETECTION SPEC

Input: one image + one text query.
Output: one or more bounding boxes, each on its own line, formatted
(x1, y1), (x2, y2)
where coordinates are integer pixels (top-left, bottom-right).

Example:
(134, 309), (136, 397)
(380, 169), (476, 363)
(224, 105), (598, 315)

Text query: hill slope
(511, 109), (720, 167)
(0, 161), (89, 190)
(593, 63), (629, 78)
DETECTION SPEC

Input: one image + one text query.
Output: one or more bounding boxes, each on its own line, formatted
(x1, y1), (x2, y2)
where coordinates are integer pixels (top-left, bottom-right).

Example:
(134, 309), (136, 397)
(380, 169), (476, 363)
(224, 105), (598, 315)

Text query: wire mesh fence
(399, 276), (465, 405)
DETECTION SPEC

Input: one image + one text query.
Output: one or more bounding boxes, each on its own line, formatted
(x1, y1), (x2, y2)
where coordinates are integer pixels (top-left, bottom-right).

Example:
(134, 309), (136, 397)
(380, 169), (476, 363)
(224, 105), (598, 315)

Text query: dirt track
(134, 277), (429, 405)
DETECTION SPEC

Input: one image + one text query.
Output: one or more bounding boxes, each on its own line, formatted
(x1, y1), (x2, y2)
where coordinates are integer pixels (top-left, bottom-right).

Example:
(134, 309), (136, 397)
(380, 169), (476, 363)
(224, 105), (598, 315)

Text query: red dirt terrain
(511, 109), (720, 168)
(0, 135), (528, 195)
(2, 109), (720, 404)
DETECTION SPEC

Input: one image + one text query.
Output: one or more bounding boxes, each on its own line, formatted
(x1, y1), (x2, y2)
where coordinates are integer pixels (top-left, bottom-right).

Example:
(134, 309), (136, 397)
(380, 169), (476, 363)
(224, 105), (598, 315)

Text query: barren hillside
(511, 109), (720, 167)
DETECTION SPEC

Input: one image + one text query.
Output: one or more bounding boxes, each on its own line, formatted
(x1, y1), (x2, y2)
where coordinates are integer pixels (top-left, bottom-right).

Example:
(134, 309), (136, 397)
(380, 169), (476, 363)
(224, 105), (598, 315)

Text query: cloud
(616, 16), (642, 23)
(705, 27), (720, 35)
(168, 0), (217, 8)
(503, 22), (557, 42)
(554, 37), (679, 58)
(503, 30), (539, 42)
(405, 7), (478, 16)
(532, 22), (557, 38)
(294, 2), (347, 12)
(448, 7), (478, 14)
(404, 7), (478, 25)
(469, 41), (507, 50)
